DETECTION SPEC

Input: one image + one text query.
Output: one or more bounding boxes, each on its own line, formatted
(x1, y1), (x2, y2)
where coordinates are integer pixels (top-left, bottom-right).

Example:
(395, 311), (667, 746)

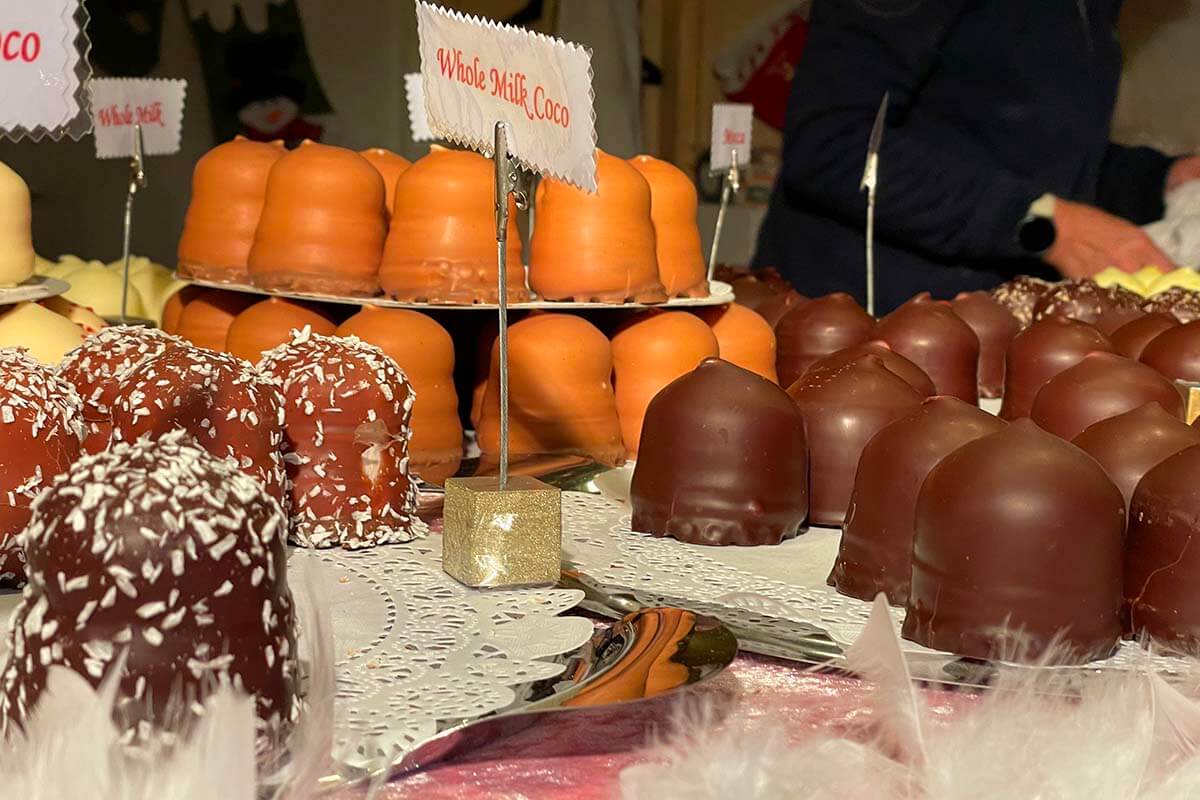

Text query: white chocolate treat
(1135, 265), (1166, 287)
(107, 256), (177, 323)
(1093, 266), (1147, 296)
(61, 262), (148, 319)
(0, 302), (86, 363)
(43, 255), (93, 281)
(32, 254), (56, 275)
(0, 162), (35, 288)
(1147, 267), (1200, 296)
(39, 296), (107, 336)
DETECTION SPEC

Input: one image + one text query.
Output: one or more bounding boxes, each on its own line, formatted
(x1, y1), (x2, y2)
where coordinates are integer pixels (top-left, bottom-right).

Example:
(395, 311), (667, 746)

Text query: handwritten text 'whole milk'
(436, 47), (571, 128)
(95, 102), (167, 128)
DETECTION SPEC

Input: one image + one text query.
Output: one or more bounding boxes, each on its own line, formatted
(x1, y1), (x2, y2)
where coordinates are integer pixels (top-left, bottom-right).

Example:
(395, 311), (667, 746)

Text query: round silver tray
(181, 276), (735, 310)
(0, 276), (70, 303)
(0, 533), (736, 792)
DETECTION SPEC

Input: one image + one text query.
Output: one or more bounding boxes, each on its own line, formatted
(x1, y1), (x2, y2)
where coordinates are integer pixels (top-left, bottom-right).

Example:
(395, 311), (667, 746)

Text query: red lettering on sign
(533, 86), (569, 128)
(436, 47), (486, 90)
(435, 49), (571, 130)
(135, 101), (165, 127)
(722, 129), (747, 145)
(1, 30), (40, 63)
(95, 102), (165, 128)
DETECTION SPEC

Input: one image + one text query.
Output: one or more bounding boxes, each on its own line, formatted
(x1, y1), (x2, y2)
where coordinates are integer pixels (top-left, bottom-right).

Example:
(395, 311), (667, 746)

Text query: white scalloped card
(404, 72), (434, 143)
(89, 78), (187, 159)
(414, 1), (597, 193)
(0, 0), (87, 138)
(710, 103), (754, 171)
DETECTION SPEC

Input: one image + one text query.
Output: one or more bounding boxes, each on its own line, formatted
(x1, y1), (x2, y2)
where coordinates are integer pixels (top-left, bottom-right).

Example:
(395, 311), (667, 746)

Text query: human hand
(1044, 198), (1176, 278)
(1167, 156), (1200, 193)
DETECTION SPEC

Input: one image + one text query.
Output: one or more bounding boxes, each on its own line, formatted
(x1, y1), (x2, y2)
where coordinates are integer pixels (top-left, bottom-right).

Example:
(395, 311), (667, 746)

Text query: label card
(90, 78), (188, 159)
(405, 72), (434, 142)
(415, 1), (597, 192)
(710, 103), (754, 172)
(0, 0), (86, 138)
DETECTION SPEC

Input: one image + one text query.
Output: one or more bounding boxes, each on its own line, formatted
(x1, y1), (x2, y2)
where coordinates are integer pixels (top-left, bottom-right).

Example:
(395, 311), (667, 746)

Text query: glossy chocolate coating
(833, 397), (1005, 606)
(873, 293), (980, 403)
(730, 275), (783, 311)
(1030, 351), (1184, 441)
(111, 346), (288, 508)
(951, 290), (1020, 398)
(259, 330), (419, 549)
(0, 351), (84, 587)
(631, 358), (808, 545)
(787, 356), (923, 526)
(58, 325), (185, 454)
(1093, 305), (1147, 337)
(1126, 444), (1200, 650)
(802, 341), (935, 397)
(998, 316), (1113, 420)
(775, 293), (873, 388)
(991, 275), (1052, 327)
(1143, 286), (1200, 323)
(1110, 312), (1180, 360)
(1139, 320), (1200, 382)
(904, 419), (1124, 664)
(0, 432), (297, 743)
(1032, 279), (1138, 325)
(1072, 402), (1200, 510)
(755, 290), (808, 328)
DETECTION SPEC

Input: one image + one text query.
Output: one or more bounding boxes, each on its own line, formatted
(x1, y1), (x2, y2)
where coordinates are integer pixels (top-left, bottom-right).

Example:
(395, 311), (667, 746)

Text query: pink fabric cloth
(363, 654), (977, 799)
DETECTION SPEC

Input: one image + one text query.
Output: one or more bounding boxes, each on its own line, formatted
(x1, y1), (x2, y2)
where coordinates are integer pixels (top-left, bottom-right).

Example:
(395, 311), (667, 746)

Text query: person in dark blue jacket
(753, 0), (1200, 313)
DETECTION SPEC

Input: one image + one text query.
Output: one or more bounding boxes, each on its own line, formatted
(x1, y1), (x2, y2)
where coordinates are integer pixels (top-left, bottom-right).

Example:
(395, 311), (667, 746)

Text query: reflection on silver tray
(0, 276), (70, 303)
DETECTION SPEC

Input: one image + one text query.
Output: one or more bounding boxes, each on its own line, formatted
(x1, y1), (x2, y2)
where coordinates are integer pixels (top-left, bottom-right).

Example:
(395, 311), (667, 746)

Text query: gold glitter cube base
(442, 475), (562, 588)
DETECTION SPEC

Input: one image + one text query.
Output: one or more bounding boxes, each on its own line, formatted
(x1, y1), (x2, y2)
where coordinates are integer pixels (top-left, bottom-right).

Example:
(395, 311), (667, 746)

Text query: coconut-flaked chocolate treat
(0, 349), (85, 586)
(58, 325), (185, 453)
(111, 346), (287, 507)
(991, 275), (1052, 328)
(259, 328), (419, 549)
(0, 431), (298, 744)
(1143, 286), (1200, 323)
(1032, 279), (1139, 326)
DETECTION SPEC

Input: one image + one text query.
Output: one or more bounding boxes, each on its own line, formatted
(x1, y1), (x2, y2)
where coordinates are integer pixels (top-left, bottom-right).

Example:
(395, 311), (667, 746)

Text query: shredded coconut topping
(0, 430), (298, 746)
(258, 331), (418, 549)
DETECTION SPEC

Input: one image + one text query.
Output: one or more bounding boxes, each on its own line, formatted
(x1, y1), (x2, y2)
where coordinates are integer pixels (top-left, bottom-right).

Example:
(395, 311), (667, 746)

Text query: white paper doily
(561, 492), (1185, 677)
(288, 535), (593, 767)
(0, 534), (594, 772)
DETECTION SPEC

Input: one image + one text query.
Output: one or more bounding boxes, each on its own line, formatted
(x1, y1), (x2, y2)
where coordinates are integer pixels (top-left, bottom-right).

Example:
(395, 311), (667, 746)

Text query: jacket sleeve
(1096, 143), (1174, 225)
(777, 0), (1043, 261)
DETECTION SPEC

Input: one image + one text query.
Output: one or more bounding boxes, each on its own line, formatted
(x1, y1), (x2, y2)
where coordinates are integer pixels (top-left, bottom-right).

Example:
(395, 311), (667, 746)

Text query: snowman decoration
(229, 73), (324, 146)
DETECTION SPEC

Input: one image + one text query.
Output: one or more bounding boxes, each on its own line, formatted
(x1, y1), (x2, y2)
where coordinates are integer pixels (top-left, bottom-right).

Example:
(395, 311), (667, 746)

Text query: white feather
(621, 613), (1200, 800)
(844, 593), (925, 763)
(266, 552), (336, 800)
(0, 559), (338, 800)
(0, 661), (259, 800)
